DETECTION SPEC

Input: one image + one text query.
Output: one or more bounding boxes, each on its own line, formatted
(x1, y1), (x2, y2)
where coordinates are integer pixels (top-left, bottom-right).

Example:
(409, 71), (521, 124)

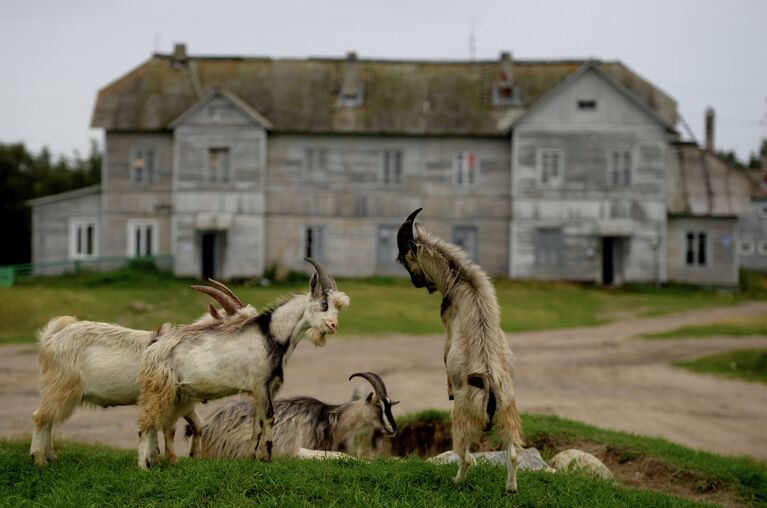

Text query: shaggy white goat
(197, 372), (398, 458)
(396, 208), (524, 492)
(29, 319), (200, 465)
(135, 258), (349, 469)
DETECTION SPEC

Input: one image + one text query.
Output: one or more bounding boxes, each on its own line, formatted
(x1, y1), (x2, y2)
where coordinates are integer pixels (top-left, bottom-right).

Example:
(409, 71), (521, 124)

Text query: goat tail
(466, 373), (496, 432)
(36, 316), (77, 344)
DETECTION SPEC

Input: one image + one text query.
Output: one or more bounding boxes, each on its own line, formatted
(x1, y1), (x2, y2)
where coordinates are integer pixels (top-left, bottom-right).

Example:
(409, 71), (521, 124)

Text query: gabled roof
(91, 53), (677, 136)
(169, 86), (273, 129)
(509, 60), (676, 132)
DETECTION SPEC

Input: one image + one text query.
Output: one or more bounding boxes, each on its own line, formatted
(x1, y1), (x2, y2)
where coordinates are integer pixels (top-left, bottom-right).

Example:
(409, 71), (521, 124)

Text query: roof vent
(493, 51), (518, 106)
(172, 43), (188, 64)
(338, 51), (364, 107)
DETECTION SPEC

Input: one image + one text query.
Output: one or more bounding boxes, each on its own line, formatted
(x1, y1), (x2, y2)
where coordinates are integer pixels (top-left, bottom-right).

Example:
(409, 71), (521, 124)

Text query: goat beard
(306, 328), (327, 347)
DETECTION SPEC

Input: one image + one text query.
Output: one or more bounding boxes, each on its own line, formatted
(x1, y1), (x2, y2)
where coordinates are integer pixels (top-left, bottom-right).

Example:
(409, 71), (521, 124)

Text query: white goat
(136, 258), (349, 469)
(396, 208), (524, 492)
(29, 279), (243, 466)
(29, 319), (196, 465)
(197, 372), (398, 458)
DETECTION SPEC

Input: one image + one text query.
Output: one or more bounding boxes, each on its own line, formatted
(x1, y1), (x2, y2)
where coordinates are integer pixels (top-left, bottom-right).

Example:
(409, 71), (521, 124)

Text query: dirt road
(2, 301), (766, 459)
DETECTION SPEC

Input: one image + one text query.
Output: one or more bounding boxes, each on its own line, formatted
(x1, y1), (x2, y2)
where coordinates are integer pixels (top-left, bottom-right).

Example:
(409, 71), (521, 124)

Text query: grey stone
(427, 447), (555, 472)
(550, 449), (614, 481)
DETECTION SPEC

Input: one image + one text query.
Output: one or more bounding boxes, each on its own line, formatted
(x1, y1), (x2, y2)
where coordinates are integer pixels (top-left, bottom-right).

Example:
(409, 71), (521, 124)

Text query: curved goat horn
(406, 207), (422, 240)
(397, 208), (423, 255)
(207, 278), (243, 307)
(190, 285), (241, 316)
(349, 372), (389, 399)
(304, 257), (336, 292)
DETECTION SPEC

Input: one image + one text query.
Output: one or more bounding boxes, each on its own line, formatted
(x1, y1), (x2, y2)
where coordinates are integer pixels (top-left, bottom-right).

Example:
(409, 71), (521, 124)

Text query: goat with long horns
(197, 372), (399, 458)
(396, 208), (524, 493)
(135, 258), (349, 469)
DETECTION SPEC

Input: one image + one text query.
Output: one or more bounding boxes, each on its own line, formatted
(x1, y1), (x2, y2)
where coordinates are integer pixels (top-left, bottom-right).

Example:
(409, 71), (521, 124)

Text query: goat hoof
(31, 452), (48, 467)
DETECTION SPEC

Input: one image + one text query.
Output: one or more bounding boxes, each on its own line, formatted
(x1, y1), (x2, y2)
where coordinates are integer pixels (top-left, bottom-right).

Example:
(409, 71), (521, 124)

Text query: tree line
(0, 141), (101, 265)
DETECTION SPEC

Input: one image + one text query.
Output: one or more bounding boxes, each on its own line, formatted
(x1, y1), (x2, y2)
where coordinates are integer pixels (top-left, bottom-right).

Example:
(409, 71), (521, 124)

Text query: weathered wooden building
(28, 45), (753, 285)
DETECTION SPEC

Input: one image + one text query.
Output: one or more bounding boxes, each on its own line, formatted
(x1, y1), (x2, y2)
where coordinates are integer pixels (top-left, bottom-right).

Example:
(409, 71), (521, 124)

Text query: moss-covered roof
(91, 54), (677, 136)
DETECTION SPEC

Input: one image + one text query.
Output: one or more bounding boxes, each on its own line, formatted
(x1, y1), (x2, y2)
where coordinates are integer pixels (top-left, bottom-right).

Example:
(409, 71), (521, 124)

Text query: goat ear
(366, 392), (374, 403)
(309, 273), (320, 298)
(390, 400), (400, 406)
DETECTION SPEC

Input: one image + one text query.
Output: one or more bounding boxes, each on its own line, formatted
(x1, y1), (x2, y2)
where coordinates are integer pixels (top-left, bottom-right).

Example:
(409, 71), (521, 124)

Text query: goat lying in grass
(396, 208), (524, 492)
(29, 319), (200, 466)
(197, 372), (398, 458)
(136, 258), (349, 469)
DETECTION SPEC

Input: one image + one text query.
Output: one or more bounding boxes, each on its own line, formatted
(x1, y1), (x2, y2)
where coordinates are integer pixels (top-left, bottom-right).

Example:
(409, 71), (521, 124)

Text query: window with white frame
(738, 240), (755, 256)
(131, 147), (156, 183)
(758, 204), (767, 219)
(538, 149), (564, 187)
(376, 225), (398, 264)
(382, 150), (403, 185)
(304, 225), (326, 261)
(685, 231), (708, 266)
(455, 150), (479, 186)
(452, 226), (478, 262)
(208, 147), (230, 182)
(127, 220), (158, 258)
(304, 148), (328, 181)
(69, 219), (98, 259)
(535, 228), (562, 266)
(608, 150), (632, 187)
(758, 241), (767, 256)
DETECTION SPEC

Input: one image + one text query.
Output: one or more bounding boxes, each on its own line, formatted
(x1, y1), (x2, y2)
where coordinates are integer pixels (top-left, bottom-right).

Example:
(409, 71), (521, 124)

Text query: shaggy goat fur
(29, 318), (203, 465)
(397, 211), (523, 492)
(198, 373), (398, 458)
(135, 263), (349, 469)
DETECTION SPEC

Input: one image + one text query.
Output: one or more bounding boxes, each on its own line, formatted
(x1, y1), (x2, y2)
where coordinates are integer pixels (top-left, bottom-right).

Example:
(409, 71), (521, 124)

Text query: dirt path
(2, 301), (767, 459)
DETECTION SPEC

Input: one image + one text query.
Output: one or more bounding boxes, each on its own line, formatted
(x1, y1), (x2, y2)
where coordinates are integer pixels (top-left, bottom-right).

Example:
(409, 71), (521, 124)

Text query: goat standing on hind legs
(396, 208), (524, 493)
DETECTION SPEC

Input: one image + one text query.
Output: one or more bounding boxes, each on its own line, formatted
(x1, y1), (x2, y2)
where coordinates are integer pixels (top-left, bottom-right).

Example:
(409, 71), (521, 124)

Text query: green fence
(0, 255), (174, 288)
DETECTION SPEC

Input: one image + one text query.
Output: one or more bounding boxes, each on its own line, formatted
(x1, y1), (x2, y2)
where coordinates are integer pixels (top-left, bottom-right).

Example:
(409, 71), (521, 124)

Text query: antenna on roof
(469, 17), (478, 61)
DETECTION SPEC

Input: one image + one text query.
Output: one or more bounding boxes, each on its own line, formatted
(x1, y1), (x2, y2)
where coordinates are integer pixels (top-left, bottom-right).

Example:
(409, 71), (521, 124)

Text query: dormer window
(492, 51), (518, 106)
(578, 99), (597, 110)
(339, 86), (364, 107)
(338, 51), (364, 107)
(493, 82), (517, 106)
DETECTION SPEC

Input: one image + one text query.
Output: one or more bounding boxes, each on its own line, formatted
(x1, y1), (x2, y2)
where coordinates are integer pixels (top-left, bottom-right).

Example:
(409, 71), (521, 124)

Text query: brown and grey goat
(396, 208), (524, 492)
(197, 372), (398, 458)
(136, 258), (350, 469)
(29, 318), (203, 466)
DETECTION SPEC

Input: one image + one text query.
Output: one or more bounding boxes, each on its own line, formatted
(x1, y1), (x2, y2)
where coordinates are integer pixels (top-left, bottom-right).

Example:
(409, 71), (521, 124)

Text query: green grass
(0, 439), (710, 507)
(675, 349), (767, 384)
(642, 315), (767, 339)
(5, 411), (767, 506)
(0, 265), (760, 344)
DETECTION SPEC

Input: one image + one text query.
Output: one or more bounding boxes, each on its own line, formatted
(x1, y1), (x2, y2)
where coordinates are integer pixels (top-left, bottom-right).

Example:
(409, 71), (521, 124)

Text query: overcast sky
(1, 0), (765, 161)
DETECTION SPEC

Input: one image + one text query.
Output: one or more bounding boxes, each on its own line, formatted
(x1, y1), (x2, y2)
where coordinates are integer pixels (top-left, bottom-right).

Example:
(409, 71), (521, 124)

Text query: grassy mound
(0, 439), (710, 507)
(675, 349), (767, 384)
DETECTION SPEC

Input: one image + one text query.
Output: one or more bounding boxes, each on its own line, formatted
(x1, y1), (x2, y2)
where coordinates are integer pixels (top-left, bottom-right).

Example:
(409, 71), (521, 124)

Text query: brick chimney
(172, 43), (188, 64)
(705, 106), (715, 152)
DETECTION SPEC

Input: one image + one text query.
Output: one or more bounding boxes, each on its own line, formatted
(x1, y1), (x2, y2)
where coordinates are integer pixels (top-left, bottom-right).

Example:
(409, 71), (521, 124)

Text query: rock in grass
(428, 448), (555, 472)
(550, 449), (614, 480)
(294, 448), (357, 460)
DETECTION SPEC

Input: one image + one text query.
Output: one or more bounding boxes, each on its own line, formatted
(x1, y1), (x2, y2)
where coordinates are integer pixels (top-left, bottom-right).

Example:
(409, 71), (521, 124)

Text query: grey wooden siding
(264, 135), (510, 276)
(667, 217), (738, 286)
